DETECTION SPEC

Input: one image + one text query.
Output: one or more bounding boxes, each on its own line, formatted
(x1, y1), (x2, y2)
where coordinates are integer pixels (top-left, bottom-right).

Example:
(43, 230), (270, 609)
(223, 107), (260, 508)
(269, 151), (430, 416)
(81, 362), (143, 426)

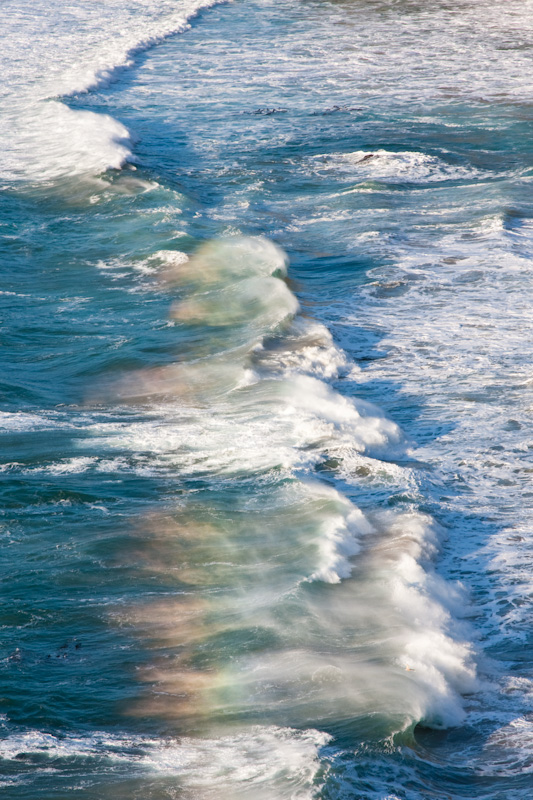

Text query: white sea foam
(254, 317), (354, 380)
(15, 102), (133, 181)
(481, 718), (533, 776)
(338, 205), (533, 662)
(0, 726), (329, 798)
(0, 411), (62, 431)
(149, 249), (190, 268)
(310, 502), (372, 584)
(0, 0), (223, 181)
(29, 457), (98, 475)
(282, 375), (406, 460)
(87, 369), (405, 478)
(0, 730), (135, 763)
(379, 512), (478, 724)
(308, 150), (481, 184)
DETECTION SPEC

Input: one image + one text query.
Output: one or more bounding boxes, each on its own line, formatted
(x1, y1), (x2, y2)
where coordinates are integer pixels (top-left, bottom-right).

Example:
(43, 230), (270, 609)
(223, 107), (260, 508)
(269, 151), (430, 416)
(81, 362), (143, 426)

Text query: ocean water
(1, 0), (533, 797)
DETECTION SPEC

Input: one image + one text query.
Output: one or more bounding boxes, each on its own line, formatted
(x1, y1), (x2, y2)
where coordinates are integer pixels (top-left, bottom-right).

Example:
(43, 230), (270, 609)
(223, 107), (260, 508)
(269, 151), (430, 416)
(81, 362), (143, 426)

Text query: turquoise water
(2, 0), (533, 797)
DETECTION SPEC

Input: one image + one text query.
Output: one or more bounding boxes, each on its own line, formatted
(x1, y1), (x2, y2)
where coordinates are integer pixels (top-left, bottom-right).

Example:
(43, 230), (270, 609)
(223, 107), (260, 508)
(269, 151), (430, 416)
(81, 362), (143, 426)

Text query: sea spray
(103, 237), (479, 745)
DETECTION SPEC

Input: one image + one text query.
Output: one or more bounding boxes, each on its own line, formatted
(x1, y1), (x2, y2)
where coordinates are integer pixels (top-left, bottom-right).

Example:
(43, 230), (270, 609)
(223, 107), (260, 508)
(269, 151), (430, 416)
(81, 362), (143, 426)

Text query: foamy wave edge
(1, 0), (227, 182)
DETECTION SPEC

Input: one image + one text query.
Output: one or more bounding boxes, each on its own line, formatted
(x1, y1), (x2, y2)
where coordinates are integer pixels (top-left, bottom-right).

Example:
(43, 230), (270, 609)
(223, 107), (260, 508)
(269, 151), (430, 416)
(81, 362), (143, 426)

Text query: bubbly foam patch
(338, 199), (533, 662)
(0, 726), (330, 797)
(308, 150), (481, 184)
(482, 718), (533, 776)
(0, 411), (63, 431)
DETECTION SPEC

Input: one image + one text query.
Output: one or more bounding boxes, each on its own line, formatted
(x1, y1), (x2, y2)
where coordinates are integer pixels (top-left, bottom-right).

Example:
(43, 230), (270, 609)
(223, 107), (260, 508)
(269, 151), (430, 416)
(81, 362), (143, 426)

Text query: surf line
(113, 236), (478, 742)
